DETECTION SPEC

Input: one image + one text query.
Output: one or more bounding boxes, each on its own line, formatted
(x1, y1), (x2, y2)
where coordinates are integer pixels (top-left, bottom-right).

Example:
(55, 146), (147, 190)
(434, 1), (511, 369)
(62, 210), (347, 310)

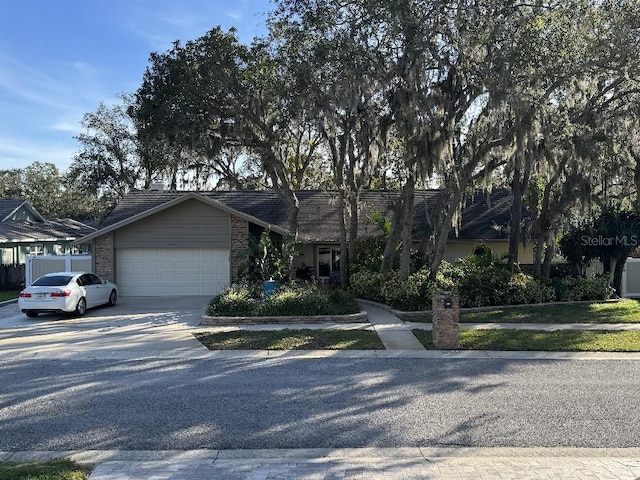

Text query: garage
(116, 247), (229, 297)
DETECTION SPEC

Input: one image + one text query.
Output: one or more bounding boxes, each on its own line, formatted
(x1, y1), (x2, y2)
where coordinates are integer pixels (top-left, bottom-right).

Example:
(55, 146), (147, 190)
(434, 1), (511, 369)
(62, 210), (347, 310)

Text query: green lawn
(195, 329), (385, 350)
(0, 290), (20, 302)
(413, 329), (640, 352)
(0, 459), (92, 480)
(398, 299), (640, 324)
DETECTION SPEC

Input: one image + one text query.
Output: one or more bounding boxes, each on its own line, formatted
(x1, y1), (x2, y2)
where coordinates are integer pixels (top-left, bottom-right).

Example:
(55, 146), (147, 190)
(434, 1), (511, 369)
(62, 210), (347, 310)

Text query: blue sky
(0, 0), (272, 172)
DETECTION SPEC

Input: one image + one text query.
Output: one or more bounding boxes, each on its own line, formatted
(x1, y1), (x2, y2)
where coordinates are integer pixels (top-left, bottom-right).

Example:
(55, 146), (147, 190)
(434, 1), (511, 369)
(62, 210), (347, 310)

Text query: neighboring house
(0, 199), (96, 265)
(76, 189), (536, 297)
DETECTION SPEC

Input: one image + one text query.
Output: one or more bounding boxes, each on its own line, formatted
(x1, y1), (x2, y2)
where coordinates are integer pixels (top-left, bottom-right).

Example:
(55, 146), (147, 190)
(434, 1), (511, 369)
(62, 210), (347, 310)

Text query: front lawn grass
(195, 329), (385, 350)
(0, 459), (92, 480)
(0, 290), (20, 302)
(412, 329), (640, 352)
(399, 299), (640, 324)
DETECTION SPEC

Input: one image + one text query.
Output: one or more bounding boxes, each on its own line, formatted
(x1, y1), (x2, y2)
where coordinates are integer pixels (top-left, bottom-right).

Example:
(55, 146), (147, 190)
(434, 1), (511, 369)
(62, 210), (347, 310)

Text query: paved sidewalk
(4, 448), (640, 480)
(365, 303), (427, 350)
(410, 322), (640, 331)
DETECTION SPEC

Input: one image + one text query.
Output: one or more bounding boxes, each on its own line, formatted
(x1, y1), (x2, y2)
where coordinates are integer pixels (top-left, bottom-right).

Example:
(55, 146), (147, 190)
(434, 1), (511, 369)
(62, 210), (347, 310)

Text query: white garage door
(116, 248), (229, 297)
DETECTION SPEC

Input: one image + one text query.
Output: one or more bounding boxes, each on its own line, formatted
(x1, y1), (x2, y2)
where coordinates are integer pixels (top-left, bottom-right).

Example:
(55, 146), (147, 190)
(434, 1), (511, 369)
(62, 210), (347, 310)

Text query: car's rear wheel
(75, 297), (87, 316)
(108, 290), (117, 306)
(25, 311), (39, 318)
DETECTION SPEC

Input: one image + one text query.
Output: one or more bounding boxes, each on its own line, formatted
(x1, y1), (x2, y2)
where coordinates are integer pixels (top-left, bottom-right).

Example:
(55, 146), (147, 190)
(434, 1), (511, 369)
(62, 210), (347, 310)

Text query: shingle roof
(0, 199), (29, 221)
(0, 218), (96, 243)
(100, 189), (515, 242)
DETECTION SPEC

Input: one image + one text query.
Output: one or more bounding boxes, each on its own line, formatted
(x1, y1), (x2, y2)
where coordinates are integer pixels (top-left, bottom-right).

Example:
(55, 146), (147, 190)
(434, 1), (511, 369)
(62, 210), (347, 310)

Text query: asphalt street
(0, 356), (638, 451)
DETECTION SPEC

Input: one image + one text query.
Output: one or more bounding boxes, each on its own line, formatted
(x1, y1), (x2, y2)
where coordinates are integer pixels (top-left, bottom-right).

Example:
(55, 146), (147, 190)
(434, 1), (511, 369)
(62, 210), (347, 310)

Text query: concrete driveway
(0, 296), (212, 360)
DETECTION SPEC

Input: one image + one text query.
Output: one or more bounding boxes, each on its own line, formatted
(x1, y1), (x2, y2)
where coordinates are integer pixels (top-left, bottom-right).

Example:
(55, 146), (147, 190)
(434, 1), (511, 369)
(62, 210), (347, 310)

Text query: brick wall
(230, 216), (248, 282)
(94, 232), (114, 282)
(432, 293), (460, 349)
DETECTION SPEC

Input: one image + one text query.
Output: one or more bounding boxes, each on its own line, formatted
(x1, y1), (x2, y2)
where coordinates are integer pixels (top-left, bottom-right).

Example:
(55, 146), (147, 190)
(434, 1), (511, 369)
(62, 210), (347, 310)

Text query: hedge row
(349, 263), (613, 311)
(208, 282), (361, 317)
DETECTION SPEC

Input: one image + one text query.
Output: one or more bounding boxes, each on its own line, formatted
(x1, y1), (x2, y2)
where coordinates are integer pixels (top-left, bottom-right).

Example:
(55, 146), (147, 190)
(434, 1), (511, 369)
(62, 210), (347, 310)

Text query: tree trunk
(338, 189), (349, 288)
(263, 150), (300, 280)
(380, 201), (403, 272)
(399, 171), (416, 281)
(542, 232), (555, 278)
(612, 258), (624, 296)
(509, 175), (523, 271)
(533, 181), (553, 278)
(346, 193), (360, 286)
(429, 183), (467, 281)
(633, 147), (640, 210)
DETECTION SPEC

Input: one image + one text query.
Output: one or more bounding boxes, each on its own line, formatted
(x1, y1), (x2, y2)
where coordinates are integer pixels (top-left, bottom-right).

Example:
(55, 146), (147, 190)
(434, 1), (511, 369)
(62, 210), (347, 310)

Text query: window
(33, 275), (73, 287)
(72, 244), (91, 255)
(28, 244), (44, 255)
(318, 246), (340, 279)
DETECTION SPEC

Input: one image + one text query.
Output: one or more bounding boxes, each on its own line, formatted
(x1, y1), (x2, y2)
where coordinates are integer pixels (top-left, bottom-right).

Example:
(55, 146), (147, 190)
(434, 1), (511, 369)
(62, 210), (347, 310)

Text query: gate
(622, 258), (640, 297)
(25, 254), (92, 286)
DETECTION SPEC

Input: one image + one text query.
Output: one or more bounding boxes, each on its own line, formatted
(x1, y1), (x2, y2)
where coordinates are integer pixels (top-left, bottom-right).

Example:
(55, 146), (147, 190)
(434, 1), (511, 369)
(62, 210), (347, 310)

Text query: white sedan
(18, 272), (118, 318)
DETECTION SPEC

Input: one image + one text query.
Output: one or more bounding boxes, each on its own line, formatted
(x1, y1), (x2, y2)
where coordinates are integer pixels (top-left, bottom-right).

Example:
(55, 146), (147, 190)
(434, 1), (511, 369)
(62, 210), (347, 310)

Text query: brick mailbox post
(432, 292), (459, 349)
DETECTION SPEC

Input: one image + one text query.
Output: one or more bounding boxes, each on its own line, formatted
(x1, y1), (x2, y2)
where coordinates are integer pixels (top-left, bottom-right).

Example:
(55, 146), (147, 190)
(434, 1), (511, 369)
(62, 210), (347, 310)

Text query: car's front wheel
(25, 311), (39, 318)
(75, 297), (87, 316)
(108, 290), (117, 306)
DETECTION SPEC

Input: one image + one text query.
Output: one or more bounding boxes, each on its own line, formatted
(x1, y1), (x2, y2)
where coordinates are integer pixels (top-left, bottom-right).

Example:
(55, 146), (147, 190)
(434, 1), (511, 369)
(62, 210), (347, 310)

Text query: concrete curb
(4, 447), (640, 464)
(200, 311), (368, 325)
(2, 349), (639, 361)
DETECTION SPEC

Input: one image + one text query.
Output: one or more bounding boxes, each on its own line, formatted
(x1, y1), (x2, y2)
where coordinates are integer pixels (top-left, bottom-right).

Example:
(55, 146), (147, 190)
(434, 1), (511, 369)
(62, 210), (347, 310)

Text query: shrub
(351, 236), (387, 273)
(349, 270), (396, 303)
(434, 261), (462, 293)
(380, 269), (436, 310)
(437, 259), (555, 308)
(504, 273), (556, 305)
(555, 274), (614, 301)
(208, 284), (257, 316)
(451, 259), (511, 307)
(207, 282), (360, 317)
(351, 255), (604, 311)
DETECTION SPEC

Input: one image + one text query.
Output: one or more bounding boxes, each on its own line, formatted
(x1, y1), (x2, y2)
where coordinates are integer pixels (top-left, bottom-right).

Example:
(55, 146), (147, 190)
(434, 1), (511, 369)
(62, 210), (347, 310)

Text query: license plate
(36, 293), (47, 299)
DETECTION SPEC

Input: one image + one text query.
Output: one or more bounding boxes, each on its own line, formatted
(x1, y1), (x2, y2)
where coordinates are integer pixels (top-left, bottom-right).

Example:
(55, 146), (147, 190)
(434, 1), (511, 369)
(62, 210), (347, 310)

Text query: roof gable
(0, 199), (45, 223)
(76, 192), (288, 243)
(0, 218), (96, 243)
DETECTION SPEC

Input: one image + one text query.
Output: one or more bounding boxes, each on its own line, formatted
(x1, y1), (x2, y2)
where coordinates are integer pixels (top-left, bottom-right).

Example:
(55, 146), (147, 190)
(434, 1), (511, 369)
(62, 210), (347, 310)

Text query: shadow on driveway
(0, 296), (212, 358)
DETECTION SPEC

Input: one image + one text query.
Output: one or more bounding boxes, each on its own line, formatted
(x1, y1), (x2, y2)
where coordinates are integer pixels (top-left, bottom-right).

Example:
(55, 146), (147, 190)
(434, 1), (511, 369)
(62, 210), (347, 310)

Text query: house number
(168, 242), (177, 247)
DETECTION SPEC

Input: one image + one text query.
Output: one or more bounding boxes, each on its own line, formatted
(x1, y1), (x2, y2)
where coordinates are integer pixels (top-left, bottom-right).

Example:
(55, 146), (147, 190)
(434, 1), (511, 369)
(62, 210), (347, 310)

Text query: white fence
(25, 254), (92, 286)
(622, 258), (640, 298)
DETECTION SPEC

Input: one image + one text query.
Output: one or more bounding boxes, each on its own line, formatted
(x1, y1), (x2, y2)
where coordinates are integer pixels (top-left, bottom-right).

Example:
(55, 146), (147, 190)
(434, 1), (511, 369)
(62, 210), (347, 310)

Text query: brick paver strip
(3, 449), (640, 480)
(86, 457), (640, 480)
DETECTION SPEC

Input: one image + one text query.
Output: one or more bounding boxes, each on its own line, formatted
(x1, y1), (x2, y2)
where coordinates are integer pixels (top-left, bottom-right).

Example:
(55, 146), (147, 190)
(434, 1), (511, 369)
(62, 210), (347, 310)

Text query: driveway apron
(0, 296), (211, 359)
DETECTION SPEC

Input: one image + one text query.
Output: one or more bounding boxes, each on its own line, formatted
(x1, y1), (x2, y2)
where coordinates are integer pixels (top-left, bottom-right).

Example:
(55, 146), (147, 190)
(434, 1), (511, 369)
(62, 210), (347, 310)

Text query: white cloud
(0, 136), (76, 171)
(121, 0), (271, 50)
(0, 53), (76, 111)
(0, 53), (115, 173)
(49, 121), (83, 135)
(71, 61), (100, 76)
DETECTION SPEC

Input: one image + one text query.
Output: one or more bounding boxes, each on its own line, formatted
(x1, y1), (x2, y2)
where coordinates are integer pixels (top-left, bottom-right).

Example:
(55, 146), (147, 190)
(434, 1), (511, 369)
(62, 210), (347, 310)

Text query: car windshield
(32, 275), (73, 287)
